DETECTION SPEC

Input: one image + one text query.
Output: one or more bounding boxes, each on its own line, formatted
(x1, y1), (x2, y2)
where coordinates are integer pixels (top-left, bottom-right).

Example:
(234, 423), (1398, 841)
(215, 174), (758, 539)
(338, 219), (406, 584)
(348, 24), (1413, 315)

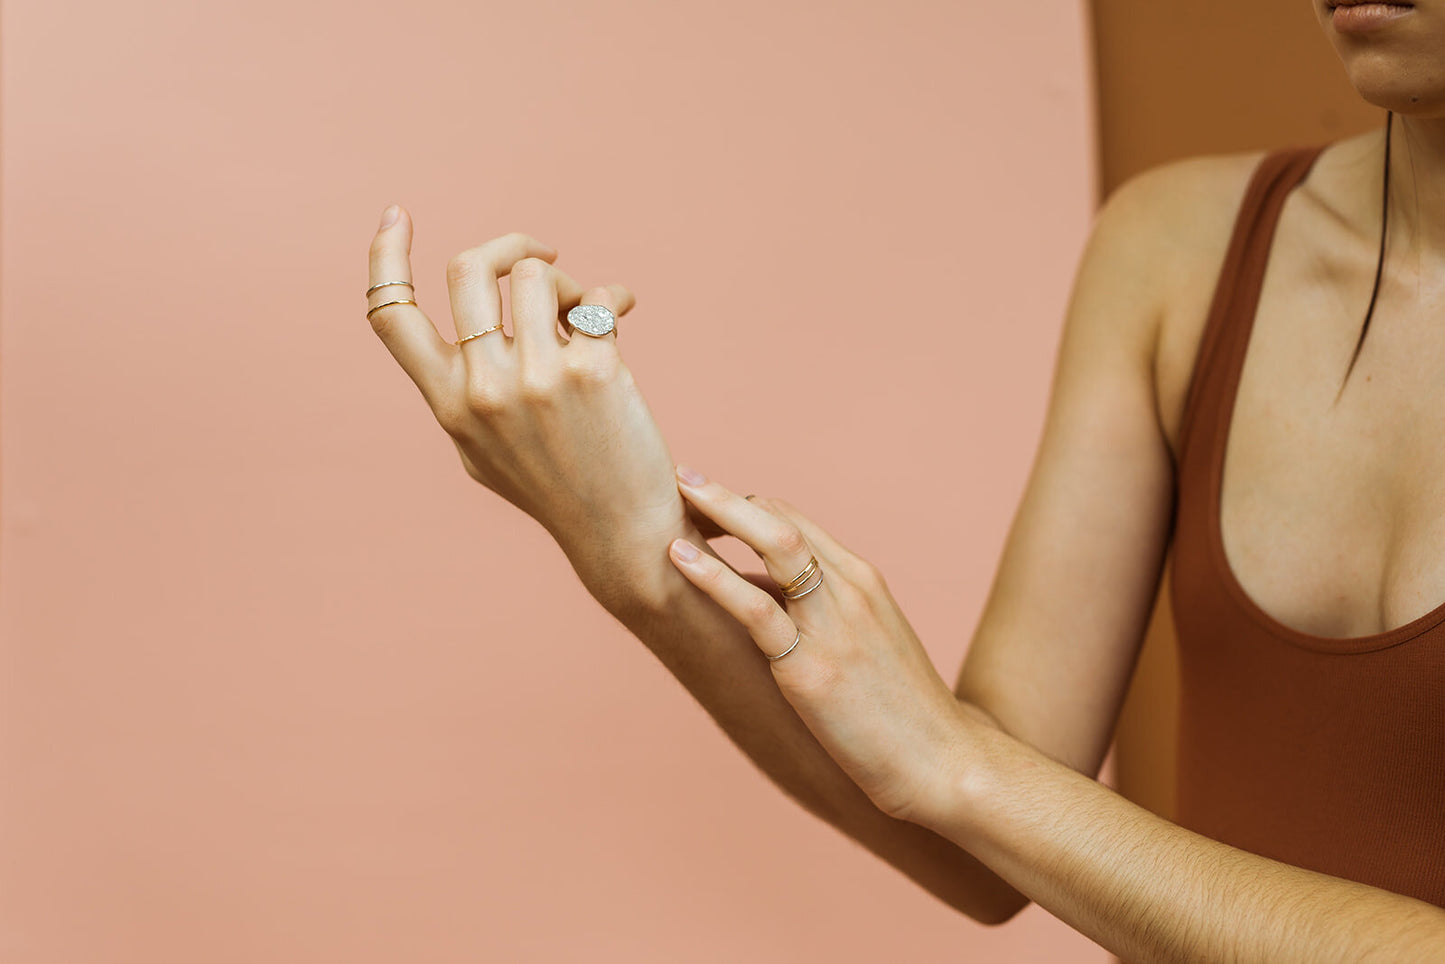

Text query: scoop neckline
(1206, 142), (1445, 655)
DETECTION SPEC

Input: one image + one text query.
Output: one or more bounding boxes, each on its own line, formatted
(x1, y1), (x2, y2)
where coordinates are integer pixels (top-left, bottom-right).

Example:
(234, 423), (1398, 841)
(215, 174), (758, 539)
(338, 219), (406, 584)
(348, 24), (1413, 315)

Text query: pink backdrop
(1, 1), (1106, 959)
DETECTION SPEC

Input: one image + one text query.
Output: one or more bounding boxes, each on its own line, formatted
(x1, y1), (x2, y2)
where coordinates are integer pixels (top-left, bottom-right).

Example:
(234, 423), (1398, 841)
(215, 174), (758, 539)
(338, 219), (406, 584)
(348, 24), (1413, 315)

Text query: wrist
(912, 700), (1011, 840)
(567, 517), (710, 620)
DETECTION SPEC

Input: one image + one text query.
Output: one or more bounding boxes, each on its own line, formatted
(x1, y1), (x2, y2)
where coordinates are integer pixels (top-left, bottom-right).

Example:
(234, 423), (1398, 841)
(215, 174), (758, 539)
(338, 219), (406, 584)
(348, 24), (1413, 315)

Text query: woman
(363, 1), (1445, 958)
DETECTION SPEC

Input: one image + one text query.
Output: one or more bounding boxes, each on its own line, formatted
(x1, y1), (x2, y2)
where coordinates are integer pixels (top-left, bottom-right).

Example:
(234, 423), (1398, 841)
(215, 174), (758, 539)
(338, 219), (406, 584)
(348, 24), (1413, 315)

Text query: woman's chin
(1340, 68), (1444, 115)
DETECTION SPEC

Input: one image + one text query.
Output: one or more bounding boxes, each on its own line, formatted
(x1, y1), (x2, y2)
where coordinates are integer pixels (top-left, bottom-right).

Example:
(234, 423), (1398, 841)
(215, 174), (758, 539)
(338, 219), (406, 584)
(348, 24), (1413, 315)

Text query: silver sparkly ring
(567, 304), (617, 338)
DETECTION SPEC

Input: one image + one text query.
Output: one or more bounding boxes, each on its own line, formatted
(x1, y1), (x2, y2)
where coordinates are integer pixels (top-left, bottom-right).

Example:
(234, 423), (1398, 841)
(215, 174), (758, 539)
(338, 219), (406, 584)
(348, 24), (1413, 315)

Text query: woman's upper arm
(953, 159), (1222, 779)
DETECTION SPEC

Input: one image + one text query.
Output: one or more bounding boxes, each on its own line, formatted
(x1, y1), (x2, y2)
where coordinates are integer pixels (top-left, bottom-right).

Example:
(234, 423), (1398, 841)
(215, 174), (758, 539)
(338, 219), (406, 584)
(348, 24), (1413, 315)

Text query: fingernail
(379, 204), (400, 228)
(671, 538), (700, 562)
(676, 464), (707, 487)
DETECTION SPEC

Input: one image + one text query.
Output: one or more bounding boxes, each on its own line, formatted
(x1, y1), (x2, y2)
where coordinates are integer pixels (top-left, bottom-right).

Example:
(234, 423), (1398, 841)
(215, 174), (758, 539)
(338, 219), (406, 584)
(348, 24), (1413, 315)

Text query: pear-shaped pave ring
(566, 303), (617, 338)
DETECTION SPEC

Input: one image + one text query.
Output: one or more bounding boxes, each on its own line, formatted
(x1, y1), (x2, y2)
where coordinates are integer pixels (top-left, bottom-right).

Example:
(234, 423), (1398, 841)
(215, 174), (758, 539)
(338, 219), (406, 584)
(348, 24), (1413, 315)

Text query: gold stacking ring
(457, 323), (506, 345)
(779, 556), (824, 600)
(367, 297), (419, 320)
(366, 298), (416, 320)
(366, 280), (414, 296)
(367, 280), (417, 320)
(779, 556), (819, 592)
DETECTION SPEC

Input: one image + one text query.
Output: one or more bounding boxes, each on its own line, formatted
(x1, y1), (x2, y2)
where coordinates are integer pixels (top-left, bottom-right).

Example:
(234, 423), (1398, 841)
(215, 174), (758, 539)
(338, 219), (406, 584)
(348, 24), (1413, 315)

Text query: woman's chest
(1156, 196), (1445, 639)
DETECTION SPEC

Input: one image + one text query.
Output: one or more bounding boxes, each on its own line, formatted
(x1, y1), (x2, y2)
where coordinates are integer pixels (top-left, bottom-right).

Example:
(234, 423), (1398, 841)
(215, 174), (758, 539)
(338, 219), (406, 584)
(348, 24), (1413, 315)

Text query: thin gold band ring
(366, 280), (415, 296)
(366, 298), (416, 320)
(780, 569), (824, 599)
(457, 323), (506, 345)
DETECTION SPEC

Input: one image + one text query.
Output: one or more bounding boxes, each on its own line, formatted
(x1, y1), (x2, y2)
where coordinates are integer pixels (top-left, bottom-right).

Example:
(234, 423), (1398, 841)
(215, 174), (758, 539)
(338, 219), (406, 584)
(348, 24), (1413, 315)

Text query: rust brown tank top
(1169, 143), (1445, 909)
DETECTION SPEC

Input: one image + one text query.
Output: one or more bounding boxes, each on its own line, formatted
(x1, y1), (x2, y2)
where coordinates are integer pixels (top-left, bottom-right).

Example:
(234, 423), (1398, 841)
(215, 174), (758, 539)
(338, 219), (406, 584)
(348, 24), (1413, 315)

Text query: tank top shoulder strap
(1174, 143), (1330, 464)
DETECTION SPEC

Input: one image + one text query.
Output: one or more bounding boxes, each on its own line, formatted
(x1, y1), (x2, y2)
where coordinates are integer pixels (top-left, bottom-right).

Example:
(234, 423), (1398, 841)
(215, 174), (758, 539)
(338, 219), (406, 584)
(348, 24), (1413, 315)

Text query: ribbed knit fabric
(1169, 143), (1445, 909)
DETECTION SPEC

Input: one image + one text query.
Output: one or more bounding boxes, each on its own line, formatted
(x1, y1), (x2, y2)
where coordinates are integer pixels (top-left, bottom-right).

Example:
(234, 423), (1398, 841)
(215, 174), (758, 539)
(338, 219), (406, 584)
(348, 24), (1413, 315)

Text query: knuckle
(517, 369), (559, 402)
(581, 285), (613, 306)
(446, 251), (486, 288)
(432, 398), (470, 435)
(855, 560), (888, 593)
(743, 591), (778, 626)
(511, 257), (549, 281)
(792, 657), (841, 697)
(562, 350), (619, 386)
(463, 380), (508, 416)
(773, 524), (809, 557)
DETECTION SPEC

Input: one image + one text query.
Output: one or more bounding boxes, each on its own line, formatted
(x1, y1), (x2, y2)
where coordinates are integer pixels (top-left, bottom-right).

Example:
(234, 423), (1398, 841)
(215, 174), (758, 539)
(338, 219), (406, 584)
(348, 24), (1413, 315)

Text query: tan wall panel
(1093, 2), (1382, 195)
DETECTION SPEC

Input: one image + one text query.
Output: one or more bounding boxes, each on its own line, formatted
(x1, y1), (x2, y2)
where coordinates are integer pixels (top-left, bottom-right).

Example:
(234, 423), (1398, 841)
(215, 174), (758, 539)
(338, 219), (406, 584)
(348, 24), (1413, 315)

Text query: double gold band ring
(365, 280), (417, 321)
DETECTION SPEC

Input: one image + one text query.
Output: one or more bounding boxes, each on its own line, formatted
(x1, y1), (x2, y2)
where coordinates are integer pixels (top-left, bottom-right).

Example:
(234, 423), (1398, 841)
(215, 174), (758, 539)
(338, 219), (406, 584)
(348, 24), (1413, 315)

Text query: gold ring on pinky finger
(767, 629), (802, 662)
(367, 298), (416, 319)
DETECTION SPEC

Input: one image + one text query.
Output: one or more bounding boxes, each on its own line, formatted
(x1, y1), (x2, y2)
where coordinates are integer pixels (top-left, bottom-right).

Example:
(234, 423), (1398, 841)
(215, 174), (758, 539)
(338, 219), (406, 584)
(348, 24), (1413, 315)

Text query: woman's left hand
(667, 463), (1001, 826)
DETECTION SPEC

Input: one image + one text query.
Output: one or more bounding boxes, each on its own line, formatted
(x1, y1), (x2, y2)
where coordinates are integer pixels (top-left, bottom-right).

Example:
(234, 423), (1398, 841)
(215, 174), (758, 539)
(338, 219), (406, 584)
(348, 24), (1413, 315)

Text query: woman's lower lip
(1332, 2), (1414, 34)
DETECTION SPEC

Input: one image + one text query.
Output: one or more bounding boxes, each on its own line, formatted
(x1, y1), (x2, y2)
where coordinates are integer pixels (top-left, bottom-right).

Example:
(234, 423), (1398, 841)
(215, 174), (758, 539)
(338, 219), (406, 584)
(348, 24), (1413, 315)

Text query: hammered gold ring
(457, 323), (506, 345)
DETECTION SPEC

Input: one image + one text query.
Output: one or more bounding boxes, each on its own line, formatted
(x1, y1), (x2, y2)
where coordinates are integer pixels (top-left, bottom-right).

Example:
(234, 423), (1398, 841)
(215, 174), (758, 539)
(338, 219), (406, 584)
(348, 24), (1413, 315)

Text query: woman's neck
(1384, 112), (1445, 265)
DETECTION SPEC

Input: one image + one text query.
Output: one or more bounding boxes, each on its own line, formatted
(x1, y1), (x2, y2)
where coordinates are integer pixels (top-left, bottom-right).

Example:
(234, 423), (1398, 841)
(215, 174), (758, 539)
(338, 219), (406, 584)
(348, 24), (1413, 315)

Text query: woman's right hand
(365, 205), (703, 610)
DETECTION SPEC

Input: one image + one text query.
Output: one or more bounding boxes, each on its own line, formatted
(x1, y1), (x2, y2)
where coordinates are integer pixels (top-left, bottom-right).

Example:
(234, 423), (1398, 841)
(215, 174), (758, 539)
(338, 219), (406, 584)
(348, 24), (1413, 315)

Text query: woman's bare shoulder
(1102, 149), (1270, 291)
(1101, 149), (1272, 459)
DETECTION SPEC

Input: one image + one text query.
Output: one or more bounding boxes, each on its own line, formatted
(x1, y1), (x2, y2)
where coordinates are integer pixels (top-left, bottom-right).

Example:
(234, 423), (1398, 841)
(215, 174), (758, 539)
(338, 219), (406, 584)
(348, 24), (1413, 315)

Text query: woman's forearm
(600, 535), (1029, 925)
(925, 720), (1445, 962)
